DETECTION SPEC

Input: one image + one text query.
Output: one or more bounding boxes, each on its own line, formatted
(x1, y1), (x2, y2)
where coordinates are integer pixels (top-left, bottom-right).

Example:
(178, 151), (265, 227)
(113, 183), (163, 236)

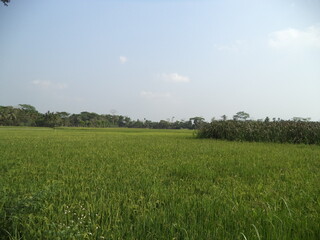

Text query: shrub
(197, 120), (320, 144)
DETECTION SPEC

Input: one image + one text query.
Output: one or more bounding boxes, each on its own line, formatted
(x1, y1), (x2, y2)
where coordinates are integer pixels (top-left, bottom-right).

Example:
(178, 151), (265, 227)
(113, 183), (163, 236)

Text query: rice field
(0, 127), (319, 239)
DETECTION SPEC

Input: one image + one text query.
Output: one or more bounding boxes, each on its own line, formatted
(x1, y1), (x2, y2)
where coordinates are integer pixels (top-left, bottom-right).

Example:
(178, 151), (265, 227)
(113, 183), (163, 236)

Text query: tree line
(1, 104), (315, 131)
(0, 104), (206, 129)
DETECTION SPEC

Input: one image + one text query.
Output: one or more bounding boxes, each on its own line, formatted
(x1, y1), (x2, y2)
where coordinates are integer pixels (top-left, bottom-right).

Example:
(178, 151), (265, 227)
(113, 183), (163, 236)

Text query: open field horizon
(2, 1), (320, 238)
(0, 127), (319, 239)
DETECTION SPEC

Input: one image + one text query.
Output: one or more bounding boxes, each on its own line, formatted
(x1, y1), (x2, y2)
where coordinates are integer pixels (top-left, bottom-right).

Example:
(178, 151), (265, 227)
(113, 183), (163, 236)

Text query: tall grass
(197, 120), (320, 144)
(0, 127), (319, 239)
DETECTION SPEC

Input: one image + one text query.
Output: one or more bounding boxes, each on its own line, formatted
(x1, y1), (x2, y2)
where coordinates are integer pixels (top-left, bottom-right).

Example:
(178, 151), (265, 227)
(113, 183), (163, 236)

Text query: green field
(0, 127), (319, 239)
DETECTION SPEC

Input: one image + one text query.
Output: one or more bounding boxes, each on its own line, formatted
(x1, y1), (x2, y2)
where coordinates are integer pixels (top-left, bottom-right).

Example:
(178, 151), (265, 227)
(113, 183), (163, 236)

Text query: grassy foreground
(0, 127), (319, 239)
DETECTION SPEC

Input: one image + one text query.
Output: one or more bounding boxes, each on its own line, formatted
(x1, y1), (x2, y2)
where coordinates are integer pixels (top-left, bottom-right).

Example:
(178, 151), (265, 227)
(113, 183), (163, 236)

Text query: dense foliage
(0, 105), (202, 129)
(2, 105), (318, 144)
(197, 120), (320, 144)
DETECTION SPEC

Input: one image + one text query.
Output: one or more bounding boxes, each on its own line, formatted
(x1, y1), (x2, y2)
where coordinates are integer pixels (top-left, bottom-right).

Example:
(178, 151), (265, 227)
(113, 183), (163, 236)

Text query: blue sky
(1, 0), (320, 121)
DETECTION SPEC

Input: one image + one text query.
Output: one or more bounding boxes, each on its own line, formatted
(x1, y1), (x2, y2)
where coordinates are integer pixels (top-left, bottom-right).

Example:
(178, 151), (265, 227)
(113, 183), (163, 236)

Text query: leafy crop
(197, 120), (320, 144)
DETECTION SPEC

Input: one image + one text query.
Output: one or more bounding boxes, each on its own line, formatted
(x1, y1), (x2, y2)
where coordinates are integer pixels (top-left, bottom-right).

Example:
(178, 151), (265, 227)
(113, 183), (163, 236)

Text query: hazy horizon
(1, 0), (320, 121)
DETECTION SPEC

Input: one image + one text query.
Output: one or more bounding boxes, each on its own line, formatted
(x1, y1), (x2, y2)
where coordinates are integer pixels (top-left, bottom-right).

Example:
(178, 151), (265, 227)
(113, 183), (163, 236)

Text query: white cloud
(214, 40), (245, 52)
(31, 80), (67, 90)
(119, 56), (128, 64)
(32, 80), (51, 88)
(140, 91), (172, 100)
(162, 73), (190, 83)
(268, 26), (320, 49)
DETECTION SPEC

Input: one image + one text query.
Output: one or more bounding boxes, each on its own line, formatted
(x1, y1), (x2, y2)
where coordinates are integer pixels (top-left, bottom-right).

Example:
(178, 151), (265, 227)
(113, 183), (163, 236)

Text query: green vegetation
(1, 127), (319, 239)
(197, 120), (320, 145)
(0, 105), (198, 129)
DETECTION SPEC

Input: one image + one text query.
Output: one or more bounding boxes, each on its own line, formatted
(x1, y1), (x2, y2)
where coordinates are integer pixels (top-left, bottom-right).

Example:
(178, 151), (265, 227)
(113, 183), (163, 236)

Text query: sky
(1, 0), (320, 121)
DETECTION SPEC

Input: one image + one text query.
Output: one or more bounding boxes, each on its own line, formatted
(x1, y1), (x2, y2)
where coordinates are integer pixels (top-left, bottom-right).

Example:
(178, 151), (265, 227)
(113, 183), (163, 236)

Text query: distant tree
(233, 111), (250, 121)
(1, 0), (10, 6)
(57, 111), (70, 119)
(177, 119), (193, 129)
(37, 111), (60, 127)
(123, 116), (131, 127)
(18, 104), (37, 112)
(56, 112), (70, 126)
(158, 120), (170, 129)
(264, 117), (270, 123)
(110, 109), (117, 126)
(17, 104), (39, 126)
(221, 115), (227, 121)
(292, 117), (311, 122)
(189, 117), (205, 129)
(144, 120), (153, 128)
(129, 119), (145, 128)
(0, 106), (17, 125)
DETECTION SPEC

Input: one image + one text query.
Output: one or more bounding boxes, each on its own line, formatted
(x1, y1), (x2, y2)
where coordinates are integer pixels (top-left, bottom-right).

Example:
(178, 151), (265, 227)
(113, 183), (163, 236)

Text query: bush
(197, 120), (320, 145)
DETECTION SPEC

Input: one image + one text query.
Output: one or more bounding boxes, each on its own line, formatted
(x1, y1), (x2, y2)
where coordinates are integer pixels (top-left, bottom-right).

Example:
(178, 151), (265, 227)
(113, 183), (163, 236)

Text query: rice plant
(0, 127), (319, 239)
